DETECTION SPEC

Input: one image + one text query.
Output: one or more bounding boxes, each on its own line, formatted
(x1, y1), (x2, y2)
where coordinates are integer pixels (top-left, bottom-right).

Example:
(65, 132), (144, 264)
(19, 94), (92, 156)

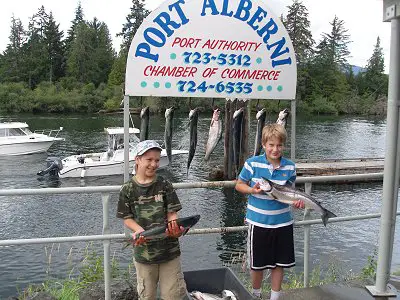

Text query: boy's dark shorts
(247, 223), (295, 270)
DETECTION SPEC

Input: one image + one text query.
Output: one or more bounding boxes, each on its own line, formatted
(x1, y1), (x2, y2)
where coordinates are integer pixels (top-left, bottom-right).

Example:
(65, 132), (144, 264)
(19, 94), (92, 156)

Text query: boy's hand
(132, 229), (147, 246)
(166, 219), (186, 238)
(251, 182), (263, 194)
(293, 200), (305, 209)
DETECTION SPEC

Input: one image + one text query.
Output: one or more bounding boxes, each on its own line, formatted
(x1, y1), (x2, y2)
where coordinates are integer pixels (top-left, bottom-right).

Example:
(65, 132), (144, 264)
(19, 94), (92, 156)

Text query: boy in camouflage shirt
(117, 140), (187, 300)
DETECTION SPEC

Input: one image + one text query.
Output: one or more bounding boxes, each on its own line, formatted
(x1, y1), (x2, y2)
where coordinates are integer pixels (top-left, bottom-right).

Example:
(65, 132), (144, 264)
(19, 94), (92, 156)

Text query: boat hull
(58, 150), (188, 178)
(0, 140), (56, 155)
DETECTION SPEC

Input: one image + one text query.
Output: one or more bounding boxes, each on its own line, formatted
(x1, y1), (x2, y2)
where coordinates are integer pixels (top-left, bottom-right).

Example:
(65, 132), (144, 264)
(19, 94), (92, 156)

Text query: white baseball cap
(136, 140), (162, 156)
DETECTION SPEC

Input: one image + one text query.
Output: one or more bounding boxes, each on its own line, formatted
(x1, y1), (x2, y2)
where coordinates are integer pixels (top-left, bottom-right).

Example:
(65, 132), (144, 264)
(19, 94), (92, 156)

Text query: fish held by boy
(204, 108), (223, 161)
(123, 215), (201, 248)
(259, 178), (337, 226)
(187, 108), (199, 175)
(164, 107), (174, 163)
(139, 106), (150, 141)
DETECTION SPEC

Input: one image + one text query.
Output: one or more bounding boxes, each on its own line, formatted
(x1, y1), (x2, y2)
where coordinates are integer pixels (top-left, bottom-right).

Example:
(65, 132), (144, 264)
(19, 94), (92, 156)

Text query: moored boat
(37, 127), (188, 178)
(0, 122), (64, 156)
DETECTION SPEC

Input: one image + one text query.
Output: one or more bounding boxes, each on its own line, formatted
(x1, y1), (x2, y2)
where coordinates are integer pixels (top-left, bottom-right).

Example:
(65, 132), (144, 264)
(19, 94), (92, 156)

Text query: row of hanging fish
(138, 106), (289, 176)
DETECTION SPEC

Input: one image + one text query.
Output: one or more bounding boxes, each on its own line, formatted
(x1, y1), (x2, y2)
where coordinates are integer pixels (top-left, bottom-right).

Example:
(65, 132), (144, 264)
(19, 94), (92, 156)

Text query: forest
(0, 0), (389, 115)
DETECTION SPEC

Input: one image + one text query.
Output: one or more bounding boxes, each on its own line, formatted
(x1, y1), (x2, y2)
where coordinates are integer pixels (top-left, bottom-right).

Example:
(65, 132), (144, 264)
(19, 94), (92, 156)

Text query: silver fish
(276, 108), (289, 128)
(139, 106), (150, 141)
(164, 107), (174, 163)
(232, 108), (244, 174)
(204, 108), (222, 161)
(187, 108), (199, 175)
(254, 108), (266, 156)
(190, 290), (235, 300)
(259, 177), (337, 226)
(221, 290), (237, 300)
(123, 215), (201, 249)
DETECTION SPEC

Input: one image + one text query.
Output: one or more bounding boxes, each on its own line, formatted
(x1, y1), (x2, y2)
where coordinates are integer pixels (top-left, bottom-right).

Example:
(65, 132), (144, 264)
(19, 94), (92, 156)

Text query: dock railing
(0, 172), (399, 299)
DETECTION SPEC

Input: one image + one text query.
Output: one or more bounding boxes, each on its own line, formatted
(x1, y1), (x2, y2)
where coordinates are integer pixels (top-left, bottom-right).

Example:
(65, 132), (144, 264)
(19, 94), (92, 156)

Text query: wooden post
(230, 99), (237, 179)
(224, 100), (231, 179)
(238, 100), (249, 173)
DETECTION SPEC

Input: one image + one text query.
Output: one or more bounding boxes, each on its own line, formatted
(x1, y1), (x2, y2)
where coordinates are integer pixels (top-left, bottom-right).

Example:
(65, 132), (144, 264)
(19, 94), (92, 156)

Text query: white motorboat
(0, 122), (64, 156)
(37, 127), (188, 178)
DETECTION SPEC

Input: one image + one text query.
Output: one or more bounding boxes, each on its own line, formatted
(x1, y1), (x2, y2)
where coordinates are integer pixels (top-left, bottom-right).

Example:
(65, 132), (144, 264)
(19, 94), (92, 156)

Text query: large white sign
(125, 0), (297, 99)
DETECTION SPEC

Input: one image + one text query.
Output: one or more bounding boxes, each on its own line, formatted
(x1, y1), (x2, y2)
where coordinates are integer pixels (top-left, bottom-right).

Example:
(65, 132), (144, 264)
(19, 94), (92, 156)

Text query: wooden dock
(295, 157), (385, 177)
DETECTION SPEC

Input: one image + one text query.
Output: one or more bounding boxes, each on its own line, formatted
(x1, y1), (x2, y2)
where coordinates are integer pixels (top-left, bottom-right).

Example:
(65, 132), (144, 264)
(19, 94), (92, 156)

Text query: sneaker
(252, 293), (262, 299)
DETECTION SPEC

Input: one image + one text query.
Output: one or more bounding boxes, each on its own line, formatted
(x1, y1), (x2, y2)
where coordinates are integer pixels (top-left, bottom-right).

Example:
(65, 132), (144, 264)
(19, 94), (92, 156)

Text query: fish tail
(322, 209), (337, 226)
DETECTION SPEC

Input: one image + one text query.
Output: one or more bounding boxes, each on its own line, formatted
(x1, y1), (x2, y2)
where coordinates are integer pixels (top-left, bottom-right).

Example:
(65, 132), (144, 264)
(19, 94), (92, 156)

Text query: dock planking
(295, 157), (385, 177)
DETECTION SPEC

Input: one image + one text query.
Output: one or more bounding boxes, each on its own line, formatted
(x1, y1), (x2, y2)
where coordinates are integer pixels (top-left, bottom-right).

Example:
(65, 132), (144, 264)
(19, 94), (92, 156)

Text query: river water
(0, 112), (399, 297)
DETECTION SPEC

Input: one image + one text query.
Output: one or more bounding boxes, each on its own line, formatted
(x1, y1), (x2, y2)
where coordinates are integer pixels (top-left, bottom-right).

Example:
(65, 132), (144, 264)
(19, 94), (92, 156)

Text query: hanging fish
(204, 108), (222, 161)
(232, 107), (244, 174)
(254, 108), (266, 156)
(187, 108), (199, 175)
(139, 106), (150, 141)
(276, 108), (289, 128)
(164, 107), (174, 163)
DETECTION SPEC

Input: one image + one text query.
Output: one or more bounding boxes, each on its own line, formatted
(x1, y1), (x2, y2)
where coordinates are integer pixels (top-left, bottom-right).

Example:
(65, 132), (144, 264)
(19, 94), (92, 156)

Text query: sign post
(366, 1), (400, 297)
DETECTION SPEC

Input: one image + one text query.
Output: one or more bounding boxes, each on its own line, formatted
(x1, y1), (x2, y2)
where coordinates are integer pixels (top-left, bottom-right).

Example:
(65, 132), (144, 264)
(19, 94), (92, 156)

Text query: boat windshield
(7, 128), (29, 136)
(108, 134), (140, 151)
(21, 127), (32, 135)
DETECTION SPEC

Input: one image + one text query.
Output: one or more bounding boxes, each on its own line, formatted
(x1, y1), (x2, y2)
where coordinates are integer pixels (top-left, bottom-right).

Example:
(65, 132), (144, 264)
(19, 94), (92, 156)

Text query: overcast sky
(0, 0), (392, 71)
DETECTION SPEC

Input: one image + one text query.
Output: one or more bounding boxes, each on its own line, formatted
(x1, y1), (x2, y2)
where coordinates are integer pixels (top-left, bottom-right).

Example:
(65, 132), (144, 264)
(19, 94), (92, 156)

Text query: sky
(0, 0), (392, 72)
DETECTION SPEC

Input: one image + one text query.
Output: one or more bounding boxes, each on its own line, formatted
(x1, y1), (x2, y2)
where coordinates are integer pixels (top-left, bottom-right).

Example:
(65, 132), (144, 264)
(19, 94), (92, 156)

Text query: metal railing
(0, 172), (398, 299)
(34, 126), (63, 138)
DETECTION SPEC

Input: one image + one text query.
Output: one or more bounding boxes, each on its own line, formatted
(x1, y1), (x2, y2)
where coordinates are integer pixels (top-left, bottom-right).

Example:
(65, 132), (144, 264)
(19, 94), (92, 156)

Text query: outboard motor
(37, 157), (63, 176)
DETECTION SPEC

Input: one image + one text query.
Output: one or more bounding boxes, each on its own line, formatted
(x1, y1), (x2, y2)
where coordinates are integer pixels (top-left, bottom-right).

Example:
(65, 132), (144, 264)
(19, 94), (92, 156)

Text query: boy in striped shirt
(235, 123), (304, 300)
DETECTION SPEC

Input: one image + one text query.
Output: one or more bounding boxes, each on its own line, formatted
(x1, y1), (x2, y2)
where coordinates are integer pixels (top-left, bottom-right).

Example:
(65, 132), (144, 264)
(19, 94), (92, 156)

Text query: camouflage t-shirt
(116, 175), (182, 264)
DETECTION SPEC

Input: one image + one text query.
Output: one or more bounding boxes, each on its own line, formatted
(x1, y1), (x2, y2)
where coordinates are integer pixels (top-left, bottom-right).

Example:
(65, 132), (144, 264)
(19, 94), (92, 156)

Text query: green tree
(108, 52), (127, 87)
(44, 12), (65, 83)
(307, 16), (352, 113)
(24, 6), (50, 88)
(87, 18), (115, 85)
(67, 18), (115, 86)
(364, 37), (387, 98)
(323, 16), (351, 70)
(117, 0), (149, 54)
(110, 0), (149, 86)
(66, 22), (94, 83)
(284, 0), (314, 65)
(65, 1), (84, 56)
(283, 0), (314, 102)
(1, 16), (26, 82)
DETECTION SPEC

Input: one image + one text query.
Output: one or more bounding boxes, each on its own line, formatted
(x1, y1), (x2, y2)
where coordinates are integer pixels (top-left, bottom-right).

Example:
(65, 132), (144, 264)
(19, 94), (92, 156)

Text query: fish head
(259, 177), (273, 193)
(233, 107), (244, 119)
(221, 290), (236, 299)
(189, 108), (199, 119)
(140, 107), (149, 118)
(278, 108), (289, 120)
(165, 107), (174, 118)
(179, 214), (201, 229)
(256, 108), (266, 120)
(213, 108), (221, 121)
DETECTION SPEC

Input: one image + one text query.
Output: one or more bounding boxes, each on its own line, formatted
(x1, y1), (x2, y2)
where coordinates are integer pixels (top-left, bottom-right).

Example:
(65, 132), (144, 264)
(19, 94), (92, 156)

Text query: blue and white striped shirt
(238, 154), (296, 228)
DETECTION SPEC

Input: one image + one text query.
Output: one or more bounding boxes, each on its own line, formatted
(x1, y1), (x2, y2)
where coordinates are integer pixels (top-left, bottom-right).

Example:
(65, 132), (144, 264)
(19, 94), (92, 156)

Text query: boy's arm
(123, 218), (144, 233)
(235, 179), (262, 195)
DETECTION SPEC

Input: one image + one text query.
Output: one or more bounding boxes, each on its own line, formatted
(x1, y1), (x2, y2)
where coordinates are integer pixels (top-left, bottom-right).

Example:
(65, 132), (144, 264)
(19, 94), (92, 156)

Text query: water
(0, 112), (399, 297)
